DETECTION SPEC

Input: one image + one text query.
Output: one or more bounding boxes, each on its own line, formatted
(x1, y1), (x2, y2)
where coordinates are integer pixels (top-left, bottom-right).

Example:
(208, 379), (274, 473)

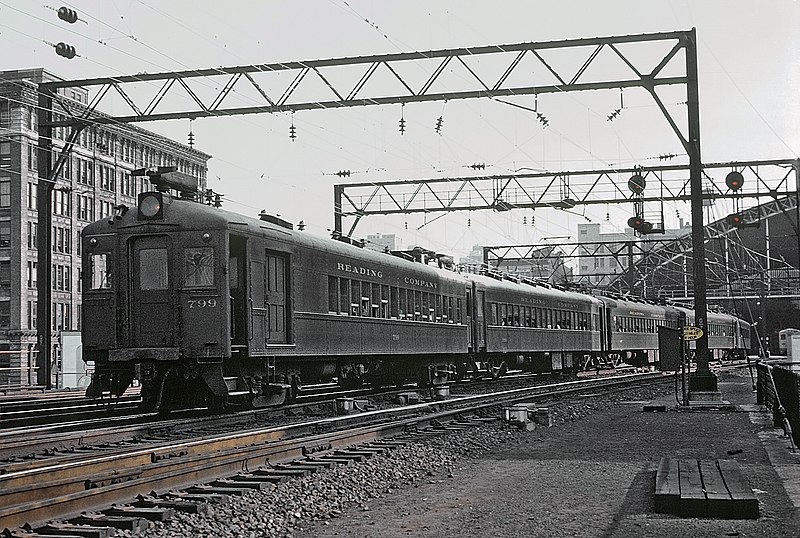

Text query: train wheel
(288, 373), (302, 403)
(139, 372), (167, 412)
(491, 361), (508, 379)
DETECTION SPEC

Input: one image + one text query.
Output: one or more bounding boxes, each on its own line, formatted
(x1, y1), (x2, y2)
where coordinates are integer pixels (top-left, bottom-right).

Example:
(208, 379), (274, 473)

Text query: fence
(756, 360), (799, 449)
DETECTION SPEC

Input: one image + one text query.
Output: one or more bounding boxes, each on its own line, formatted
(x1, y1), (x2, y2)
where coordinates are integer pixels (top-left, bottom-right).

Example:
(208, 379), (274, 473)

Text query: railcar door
(248, 255), (267, 355)
(265, 250), (289, 344)
(598, 302), (610, 354)
(130, 235), (174, 347)
(473, 286), (486, 351)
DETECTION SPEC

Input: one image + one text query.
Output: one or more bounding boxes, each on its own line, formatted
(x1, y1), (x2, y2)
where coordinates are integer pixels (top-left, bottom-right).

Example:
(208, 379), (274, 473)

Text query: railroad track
(0, 395), (143, 430)
(0, 370), (557, 462)
(0, 371), (668, 532)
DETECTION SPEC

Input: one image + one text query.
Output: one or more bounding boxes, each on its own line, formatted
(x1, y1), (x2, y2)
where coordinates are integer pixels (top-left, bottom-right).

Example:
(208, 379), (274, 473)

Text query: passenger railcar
(81, 186), (752, 411)
(599, 297), (683, 368)
(673, 306), (751, 360)
(474, 273), (601, 373)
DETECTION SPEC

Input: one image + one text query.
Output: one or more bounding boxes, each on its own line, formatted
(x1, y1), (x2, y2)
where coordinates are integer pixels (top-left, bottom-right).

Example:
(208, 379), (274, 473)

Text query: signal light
(726, 213), (744, 228)
(628, 173), (646, 194)
(54, 42), (76, 59)
(628, 215), (653, 234)
(726, 171), (744, 191)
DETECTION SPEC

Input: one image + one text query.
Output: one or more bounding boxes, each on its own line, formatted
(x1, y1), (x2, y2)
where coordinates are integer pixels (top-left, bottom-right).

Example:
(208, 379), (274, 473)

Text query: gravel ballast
(112, 373), (799, 537)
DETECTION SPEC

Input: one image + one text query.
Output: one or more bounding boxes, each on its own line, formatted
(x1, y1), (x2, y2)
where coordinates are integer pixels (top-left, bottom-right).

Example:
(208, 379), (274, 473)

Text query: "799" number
(188, 299), (218, 309)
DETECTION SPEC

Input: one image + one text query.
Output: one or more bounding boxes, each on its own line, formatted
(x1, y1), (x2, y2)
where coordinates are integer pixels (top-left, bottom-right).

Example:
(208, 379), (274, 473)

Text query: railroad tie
(210, 477), (271, 490)
(185, 484), (250, 496)
(28, 522), (113, 538)
(162, 491), (229, 504)
(69, 513), (150, 532)
(103, 506), (174, 522)
(133, 495), (210, 514)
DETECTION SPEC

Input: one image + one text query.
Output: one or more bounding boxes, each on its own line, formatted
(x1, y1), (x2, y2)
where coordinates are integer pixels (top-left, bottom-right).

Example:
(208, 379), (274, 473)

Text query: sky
(1, 0), (798, 260)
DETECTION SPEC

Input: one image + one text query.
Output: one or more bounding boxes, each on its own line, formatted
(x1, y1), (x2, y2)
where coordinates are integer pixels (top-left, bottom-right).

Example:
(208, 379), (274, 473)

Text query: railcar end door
(475, 288), (486, 351)
(249, 257), (267, 354)
(131, 236), (174, 347)
(265, 251), (289, 344)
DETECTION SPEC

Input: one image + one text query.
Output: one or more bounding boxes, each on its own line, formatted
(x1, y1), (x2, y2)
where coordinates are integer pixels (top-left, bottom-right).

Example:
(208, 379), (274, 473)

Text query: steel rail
(0, 372), (666, 530)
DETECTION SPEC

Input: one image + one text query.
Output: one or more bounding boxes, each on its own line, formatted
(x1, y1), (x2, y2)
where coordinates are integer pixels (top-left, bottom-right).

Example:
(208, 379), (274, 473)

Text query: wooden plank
(654, 457), (680, 514)
(717, 459), (760, 519)
(678, 460), (706, 517)
(698, 460), (731, 518)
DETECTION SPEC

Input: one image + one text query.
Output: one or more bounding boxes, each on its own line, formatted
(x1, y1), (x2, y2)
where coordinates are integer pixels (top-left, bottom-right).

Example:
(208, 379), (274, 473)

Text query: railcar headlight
(137, 192), (164, 220)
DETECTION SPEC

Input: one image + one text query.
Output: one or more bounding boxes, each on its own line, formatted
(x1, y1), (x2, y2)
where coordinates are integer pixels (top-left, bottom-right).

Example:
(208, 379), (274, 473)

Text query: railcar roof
(597, 295), (676, 315)
(466, 272), (602, 307)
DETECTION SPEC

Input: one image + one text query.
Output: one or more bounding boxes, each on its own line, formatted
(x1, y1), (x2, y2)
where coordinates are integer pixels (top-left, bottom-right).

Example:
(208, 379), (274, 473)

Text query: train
(81, 185), (751, 411)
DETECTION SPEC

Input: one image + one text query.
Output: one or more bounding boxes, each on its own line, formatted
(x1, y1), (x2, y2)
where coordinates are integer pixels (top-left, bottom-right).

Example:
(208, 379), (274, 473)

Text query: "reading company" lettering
(335, 262), (438, 289)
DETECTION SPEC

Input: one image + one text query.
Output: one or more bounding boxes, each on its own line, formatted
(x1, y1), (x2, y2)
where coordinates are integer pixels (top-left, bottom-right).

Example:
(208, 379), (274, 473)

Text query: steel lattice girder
(335, 159), (798, 235)
(481, 194), (799, 299)
(603, 195), (800, 298)
(40, 30), (693, 127)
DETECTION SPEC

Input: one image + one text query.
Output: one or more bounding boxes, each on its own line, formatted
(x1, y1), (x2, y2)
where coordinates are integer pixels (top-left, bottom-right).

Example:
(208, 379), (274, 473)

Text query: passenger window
(139, 248), (168, 290)
(184, 247), (214, 287)
(90, 252), (112, 290)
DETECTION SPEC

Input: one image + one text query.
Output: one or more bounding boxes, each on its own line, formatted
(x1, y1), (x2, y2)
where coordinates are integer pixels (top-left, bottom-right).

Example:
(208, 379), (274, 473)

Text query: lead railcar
(82, 187), (480, 410)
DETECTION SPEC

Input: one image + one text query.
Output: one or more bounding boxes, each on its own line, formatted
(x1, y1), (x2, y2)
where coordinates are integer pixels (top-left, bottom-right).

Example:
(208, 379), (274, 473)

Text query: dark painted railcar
(470, 272), (601, 373)
(82, 190), (479, 409)
(673, 306), (751, 360)
(598, 297), (682, 367)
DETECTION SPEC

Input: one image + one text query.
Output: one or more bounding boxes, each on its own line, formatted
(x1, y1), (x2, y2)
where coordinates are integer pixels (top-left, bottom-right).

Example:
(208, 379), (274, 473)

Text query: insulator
(54, 42), (76, 59)
(57, 7), (79, 23)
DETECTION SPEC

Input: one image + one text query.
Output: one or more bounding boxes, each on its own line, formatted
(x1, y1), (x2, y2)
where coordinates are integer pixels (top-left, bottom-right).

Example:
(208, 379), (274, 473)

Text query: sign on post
(683, 326), (703, 341)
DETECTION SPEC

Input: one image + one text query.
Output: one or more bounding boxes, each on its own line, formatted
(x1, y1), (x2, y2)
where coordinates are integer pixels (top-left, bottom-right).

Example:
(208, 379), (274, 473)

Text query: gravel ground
(113, 372), (799, 537)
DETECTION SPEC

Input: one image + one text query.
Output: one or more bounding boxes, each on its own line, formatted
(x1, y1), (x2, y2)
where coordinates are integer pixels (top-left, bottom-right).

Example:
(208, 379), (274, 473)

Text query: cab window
(184, 247), (214, 287)
(90, 253), (111, 290)
(139, 248), (168, 290)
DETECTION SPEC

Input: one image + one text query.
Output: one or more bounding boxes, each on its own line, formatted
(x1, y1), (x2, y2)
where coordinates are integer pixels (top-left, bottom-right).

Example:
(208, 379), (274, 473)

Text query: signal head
(726, 213), (744, 228)
(628, 173), (646, 195)
(726, 171), (744, 191)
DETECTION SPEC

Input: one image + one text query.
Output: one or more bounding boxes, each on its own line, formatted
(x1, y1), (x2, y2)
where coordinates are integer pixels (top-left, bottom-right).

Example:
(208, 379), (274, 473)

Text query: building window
(0, 221), (10, 248)
(0, 175), (10, 207)
(0, 100), (10, 128)
(77, 195), (94, 221)
(27, 222), (38, 249)
(0, 141), (10, 168)
(27, 300), (37, 330)
(0, 260), (9, 289)
(27, 182), (37, 209)
(0, 300), (9, 329)
(27, 261), (37, 288)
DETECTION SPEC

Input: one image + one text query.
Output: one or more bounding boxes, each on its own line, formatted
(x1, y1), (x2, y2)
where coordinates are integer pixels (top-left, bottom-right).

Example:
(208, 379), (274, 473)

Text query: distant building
(576, 220), (691, 286)
(0, 68), (211, 387)
(460, 244), (573, 284)
(364, 233), (398, 253)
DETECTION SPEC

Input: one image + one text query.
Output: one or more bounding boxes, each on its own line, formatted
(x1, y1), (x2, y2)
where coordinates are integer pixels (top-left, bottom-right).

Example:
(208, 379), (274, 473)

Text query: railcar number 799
(188, 299), (218, 308)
